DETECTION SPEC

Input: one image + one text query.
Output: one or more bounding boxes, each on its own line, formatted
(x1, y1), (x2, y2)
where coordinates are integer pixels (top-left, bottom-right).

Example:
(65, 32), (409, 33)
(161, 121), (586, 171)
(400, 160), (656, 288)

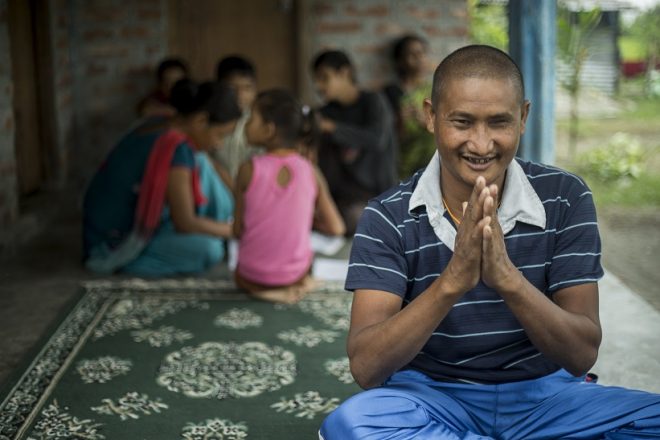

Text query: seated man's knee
(321, 388), (431, 439)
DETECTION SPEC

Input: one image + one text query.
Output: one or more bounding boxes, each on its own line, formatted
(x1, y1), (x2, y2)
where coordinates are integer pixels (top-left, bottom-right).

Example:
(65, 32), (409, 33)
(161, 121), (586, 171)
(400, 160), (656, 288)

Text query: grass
(581, 173), (660, 207)
(557, 85), (660, 208)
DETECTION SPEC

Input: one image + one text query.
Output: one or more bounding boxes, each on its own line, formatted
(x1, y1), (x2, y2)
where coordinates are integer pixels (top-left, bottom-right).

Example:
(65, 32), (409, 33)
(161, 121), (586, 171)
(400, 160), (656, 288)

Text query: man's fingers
(464, 176), (486, 220)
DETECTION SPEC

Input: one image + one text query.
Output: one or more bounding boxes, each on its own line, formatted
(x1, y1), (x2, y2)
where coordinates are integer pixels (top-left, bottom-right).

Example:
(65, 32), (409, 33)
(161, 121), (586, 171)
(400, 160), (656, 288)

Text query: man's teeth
(465, 157), (493, 164)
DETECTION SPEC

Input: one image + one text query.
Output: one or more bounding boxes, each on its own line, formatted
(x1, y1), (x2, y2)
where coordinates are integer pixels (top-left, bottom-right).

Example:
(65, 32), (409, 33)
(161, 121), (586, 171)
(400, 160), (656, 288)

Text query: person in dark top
(311, 50), (398, 235)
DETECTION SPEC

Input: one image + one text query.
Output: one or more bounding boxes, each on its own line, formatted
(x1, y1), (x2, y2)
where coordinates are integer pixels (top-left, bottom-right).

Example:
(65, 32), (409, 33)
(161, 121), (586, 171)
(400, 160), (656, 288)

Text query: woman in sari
(83, 79), (241, 276)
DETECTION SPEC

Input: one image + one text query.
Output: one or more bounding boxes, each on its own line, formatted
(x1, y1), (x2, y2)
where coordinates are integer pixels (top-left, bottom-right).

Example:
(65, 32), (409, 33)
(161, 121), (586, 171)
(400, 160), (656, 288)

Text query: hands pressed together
(445, 176), (520, 295)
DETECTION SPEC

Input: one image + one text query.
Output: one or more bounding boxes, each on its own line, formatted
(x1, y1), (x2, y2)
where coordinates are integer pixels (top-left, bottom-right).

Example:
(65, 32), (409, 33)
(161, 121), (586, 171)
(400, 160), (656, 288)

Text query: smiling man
(319, 45), (660, 440)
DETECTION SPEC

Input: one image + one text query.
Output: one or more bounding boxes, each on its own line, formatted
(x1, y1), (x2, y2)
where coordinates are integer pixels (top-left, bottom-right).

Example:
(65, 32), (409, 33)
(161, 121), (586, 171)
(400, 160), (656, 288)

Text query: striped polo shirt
(346, 152), (604, 384)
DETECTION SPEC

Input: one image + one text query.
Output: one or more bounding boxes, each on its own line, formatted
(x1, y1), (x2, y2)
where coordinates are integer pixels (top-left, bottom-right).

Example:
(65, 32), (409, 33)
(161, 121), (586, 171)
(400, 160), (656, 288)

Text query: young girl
(233, 89), (345, 303)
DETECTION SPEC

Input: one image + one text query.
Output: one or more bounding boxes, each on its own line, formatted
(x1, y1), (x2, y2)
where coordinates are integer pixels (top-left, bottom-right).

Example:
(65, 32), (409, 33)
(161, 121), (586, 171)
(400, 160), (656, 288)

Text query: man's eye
(490, 119), (510, 126)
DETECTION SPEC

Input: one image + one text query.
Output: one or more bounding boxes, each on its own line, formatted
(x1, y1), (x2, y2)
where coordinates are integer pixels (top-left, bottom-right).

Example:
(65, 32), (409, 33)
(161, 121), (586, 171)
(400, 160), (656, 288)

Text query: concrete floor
(1, 191), (659, 395)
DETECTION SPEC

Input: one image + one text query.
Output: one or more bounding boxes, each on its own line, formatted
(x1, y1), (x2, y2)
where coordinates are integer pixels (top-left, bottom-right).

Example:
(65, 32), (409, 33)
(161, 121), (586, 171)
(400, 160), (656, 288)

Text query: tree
(468, 0), (508, 50)
(624, 5), (660, 95)
(557, 4), (602, 157)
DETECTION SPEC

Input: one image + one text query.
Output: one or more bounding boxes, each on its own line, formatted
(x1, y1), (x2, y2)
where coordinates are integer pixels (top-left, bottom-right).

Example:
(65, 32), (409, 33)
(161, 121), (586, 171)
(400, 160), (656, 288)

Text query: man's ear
(423, 98), (435, 134)
(520, 100), (531, 135)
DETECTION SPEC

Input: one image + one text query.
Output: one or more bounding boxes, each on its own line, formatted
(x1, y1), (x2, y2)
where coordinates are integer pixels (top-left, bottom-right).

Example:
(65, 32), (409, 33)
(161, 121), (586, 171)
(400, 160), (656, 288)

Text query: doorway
(168, 0), (298, 92)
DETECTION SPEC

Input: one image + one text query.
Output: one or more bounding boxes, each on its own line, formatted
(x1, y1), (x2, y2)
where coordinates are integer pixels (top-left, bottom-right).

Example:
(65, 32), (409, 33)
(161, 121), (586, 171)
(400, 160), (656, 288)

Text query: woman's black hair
(170, 79), (242, 123)
(392, 34), (428, 77)
(156, 57), (189, 81)
(254, 89), (317, 147)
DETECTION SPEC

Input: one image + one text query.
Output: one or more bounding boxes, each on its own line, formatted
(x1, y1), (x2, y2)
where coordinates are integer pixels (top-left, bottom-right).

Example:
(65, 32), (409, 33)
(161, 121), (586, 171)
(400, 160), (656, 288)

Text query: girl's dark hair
(254, 89), (317, 147)
(170, 79), (242, 123)
(156, 57), (188, 81)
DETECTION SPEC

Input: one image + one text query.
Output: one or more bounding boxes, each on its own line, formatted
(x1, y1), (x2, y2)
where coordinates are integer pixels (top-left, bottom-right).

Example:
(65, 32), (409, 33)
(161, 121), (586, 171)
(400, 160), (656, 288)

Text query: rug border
(0, 278), (348, 439)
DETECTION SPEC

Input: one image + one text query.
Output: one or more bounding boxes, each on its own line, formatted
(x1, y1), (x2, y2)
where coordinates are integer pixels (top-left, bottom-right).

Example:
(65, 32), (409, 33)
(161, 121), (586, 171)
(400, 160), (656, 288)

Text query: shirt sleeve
(345, 200), (408, 297)
(171, 142), (195, 169)
(547, 184), (604, 294)
(331, 93), (393, 153)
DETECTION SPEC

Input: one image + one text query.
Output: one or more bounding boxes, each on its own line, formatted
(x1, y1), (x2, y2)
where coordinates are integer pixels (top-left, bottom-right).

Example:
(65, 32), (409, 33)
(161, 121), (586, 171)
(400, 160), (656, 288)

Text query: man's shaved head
(431, 45), (525, 109)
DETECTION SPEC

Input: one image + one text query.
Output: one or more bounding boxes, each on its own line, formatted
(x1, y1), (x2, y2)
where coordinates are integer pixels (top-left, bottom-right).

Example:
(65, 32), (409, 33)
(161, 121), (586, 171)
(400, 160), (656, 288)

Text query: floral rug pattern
(0, 279), (359, 439)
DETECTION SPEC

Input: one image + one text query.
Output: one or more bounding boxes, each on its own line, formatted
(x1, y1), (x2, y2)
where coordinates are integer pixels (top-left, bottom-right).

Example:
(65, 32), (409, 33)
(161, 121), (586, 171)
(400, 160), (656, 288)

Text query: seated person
(84, 79), (241, 276)
(311, 50), (398, 236)
(213, 55), (262, 179)
(320, 45), (660, 439)
(137, 57), (189, 118)
(233, 89), (345, 304)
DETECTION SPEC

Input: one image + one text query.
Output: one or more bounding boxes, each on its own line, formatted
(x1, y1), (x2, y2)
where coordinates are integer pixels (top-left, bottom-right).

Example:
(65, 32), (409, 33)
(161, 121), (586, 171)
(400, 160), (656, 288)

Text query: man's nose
(469, 124), (494, 154)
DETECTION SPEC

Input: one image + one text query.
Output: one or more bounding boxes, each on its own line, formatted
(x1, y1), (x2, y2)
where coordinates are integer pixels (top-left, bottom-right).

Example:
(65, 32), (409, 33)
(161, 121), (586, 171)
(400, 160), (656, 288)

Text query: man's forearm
(498, 272), (602, 376)
(348, 275), (463, 389)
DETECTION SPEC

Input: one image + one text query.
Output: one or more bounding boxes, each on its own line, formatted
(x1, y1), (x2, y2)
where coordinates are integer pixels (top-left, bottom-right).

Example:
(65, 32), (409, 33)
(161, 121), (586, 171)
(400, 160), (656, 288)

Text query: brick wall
(301, 0), (470, 102)
(0, 0), (18, 228)
(49, 0), (169, 186)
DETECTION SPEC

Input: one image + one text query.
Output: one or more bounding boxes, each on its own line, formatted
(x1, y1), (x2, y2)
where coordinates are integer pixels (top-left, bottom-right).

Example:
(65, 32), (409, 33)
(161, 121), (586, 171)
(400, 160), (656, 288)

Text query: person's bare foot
(248, 276), (321, 304)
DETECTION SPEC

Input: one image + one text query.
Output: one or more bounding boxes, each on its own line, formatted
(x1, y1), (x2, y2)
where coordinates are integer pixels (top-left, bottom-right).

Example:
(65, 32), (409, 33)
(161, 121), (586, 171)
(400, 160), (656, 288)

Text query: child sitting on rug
(233, 89), (345, 304)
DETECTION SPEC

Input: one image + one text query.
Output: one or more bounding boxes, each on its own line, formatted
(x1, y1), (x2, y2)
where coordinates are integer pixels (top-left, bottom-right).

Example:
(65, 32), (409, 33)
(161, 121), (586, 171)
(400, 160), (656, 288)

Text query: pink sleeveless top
(237, 153), (318, 286)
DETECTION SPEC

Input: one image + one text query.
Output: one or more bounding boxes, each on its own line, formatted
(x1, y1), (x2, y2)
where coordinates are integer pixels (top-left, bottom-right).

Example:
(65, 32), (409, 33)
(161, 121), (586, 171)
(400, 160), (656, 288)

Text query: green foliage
(468, 0), (508, 50)
(583, 172), (660, 207)
(622, 5), (660, 62)
(398, 84), (436, 178)
(576, 132), (644, 182)
(557, 6), (602, 94)
(619, 36), (648, 62)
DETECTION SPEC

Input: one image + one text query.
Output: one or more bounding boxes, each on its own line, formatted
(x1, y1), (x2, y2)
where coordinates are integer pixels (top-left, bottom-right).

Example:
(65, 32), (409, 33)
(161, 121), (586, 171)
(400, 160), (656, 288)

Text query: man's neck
(439, 170), (507, 218)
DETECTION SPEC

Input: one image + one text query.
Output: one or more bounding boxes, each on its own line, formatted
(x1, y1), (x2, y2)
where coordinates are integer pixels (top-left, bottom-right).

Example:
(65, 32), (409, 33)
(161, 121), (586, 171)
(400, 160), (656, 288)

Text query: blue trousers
(122, 152), (234, 277)
(320, 369), (660, 440)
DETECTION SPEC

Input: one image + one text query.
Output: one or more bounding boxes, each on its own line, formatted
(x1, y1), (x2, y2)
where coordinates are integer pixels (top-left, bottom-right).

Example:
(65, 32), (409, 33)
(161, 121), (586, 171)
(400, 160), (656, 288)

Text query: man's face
(314, 66), (349, 102)
(226, 74), (257, 112)
(426, 76), (529, 192)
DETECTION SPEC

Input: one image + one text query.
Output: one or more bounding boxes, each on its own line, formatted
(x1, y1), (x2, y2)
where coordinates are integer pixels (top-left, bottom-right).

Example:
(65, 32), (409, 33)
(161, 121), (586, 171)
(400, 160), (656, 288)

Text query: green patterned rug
(0, 279), (360, 439)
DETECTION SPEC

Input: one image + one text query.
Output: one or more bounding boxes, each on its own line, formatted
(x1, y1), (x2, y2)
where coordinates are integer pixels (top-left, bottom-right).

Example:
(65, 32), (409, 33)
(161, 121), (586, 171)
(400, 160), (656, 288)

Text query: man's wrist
(494, 264), (525, 297)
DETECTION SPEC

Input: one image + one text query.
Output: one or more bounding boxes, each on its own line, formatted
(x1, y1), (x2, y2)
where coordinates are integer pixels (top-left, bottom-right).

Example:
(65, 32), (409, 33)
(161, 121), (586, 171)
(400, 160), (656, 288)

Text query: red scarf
(134, 129), (207, 237)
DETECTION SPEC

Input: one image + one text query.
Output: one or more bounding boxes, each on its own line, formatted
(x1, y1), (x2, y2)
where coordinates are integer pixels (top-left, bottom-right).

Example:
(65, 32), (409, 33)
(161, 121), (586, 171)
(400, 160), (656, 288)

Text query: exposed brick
(84, 44), (130, 58)
(345, 4), (388, 17)
(317, 21), (362, 34)
(121, 26), (150, 39)
(407, 6), (443, 21)
(137, 9), (161, 20)
(355, 43), (386, 54)
(86, 63), (109, 76)
(83, 29), (114, 41)
(81, 11), (126, 24)
(423, 25), (468, 38)
(374, 22), (405, 36)
(4, 114), (13, 131)
(313, 2), (335, 15)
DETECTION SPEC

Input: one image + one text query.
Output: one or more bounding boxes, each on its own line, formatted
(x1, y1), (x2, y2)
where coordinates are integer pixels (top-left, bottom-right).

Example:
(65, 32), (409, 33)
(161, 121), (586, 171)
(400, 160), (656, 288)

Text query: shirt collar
(408, 151), (546, 251)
